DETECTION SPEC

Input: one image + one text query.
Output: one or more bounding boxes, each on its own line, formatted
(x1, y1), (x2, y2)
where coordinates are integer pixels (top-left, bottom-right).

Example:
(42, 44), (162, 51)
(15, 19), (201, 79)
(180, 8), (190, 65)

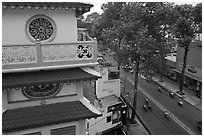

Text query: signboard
(179, 62), (202, 80)
(96, 79), (120, 99)
(107, 102), (122, 113)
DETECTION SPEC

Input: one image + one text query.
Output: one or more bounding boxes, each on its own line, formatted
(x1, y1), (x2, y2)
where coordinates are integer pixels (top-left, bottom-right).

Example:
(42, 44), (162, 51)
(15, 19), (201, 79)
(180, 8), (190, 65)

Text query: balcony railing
(2, 40), (98, 73)
(78, 32), (93, 41)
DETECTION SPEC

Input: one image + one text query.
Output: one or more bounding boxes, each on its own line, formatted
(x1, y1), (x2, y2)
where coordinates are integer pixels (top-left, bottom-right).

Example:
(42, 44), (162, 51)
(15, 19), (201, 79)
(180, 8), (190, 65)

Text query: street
(105, 53), (202, 135)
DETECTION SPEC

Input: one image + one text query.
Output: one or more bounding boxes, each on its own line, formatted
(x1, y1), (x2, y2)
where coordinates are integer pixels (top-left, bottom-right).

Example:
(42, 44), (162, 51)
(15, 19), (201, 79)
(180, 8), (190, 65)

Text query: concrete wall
(2, 7), (77, 45)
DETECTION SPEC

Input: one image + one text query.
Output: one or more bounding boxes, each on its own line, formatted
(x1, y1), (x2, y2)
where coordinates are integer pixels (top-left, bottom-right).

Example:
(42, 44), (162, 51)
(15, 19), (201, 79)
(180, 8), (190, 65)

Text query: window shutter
(24, 131), (41, 135)
(51, 125), (76, 135)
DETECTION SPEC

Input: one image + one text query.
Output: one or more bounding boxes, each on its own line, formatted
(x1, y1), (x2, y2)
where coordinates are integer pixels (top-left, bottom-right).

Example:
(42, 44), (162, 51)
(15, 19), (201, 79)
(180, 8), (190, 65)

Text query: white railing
(2, 40), (98, 73)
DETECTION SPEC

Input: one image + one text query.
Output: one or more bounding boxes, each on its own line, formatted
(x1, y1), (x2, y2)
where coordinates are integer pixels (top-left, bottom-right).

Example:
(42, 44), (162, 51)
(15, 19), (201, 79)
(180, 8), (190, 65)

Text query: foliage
(173, 3), (202, 93)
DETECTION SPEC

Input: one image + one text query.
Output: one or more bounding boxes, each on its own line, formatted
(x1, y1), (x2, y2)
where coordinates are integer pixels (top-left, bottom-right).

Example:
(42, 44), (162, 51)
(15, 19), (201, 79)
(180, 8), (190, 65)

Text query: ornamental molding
(26, 14), (56, 43)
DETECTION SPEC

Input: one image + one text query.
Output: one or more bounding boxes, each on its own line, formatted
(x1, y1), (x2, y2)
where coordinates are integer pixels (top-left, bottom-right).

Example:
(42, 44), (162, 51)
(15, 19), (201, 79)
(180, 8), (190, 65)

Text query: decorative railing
(77, 32), (93, 41)
(2, 40), (98, 73)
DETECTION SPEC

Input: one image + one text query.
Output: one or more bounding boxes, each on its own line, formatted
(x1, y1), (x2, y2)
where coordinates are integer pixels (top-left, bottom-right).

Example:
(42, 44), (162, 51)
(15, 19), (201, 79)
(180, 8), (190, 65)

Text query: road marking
(125, 77), (195, 135)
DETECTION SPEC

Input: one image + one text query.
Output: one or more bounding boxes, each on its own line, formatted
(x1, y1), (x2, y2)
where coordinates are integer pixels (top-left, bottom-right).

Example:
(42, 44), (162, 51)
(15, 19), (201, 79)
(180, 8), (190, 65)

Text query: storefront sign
(179, 62), (202, 80)
(107, 102), (122, 113)
(96, 79), (120, 99)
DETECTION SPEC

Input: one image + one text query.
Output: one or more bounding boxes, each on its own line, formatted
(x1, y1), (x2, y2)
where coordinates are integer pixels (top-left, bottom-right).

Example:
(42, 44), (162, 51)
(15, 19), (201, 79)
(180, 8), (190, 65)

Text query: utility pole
(131, 54), (140, 123)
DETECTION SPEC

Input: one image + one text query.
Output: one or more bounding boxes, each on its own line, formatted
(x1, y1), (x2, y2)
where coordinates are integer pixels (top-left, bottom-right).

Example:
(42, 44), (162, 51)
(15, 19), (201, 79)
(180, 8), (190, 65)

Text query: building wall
(2, 83), (83, 110)
(176, 41), (202, 81)
(2, 7), (77, 45)
(3, 120), (86, 135)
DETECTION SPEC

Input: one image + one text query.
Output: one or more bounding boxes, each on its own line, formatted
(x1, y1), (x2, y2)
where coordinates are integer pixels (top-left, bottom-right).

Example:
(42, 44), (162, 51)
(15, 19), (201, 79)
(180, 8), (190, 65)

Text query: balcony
(77, 28), (93, 41)
(2, 40), (98, 73)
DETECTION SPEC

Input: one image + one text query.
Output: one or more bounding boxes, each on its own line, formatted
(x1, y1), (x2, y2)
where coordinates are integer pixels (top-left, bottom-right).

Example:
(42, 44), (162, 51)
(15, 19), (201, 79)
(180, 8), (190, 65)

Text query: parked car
(129, 69), (134, 73)
(105, 61), (111, 66)
(102, 52), (106, 55)
(122, 65), (133, 73)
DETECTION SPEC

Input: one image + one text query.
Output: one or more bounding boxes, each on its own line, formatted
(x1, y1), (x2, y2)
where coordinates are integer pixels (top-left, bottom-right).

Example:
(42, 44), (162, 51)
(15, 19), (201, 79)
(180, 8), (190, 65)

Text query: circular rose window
(22, 83), (61, 99)
(26, 15), (56, 42)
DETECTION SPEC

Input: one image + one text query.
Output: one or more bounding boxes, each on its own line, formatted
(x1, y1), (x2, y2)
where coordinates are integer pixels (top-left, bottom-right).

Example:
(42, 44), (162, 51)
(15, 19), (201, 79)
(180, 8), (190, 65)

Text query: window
(26, 15), (56, 43)
(112, 110), (121, 124)
(107, 116), (111, 123)
(51, 126), (76, 135)
(22, 83), (61, 99)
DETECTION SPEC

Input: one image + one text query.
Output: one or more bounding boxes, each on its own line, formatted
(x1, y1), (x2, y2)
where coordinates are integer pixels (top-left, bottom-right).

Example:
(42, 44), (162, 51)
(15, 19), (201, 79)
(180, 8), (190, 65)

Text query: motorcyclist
(164, 111), (169, 118)
(158, 87), (162, 92)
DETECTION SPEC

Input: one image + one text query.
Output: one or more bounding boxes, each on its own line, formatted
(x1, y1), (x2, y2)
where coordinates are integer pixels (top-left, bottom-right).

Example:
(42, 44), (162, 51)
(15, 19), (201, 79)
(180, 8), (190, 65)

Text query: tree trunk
(131, 54), (140, 122)
(118, 61), (120, 75)
(159, 58), (163, 82)
(179, 47), (189, 94)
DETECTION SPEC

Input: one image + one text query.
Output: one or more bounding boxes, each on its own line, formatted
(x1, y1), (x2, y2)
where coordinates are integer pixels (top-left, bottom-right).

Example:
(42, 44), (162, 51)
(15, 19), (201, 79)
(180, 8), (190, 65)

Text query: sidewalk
(121, 93), (150, 135)
(128, 119), (149, 135)
(151, 75), (202, 111)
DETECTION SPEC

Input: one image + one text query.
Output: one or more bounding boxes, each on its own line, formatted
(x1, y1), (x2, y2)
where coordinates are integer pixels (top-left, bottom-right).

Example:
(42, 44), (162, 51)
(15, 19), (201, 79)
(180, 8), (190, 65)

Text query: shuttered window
(51, 125), (76, 135)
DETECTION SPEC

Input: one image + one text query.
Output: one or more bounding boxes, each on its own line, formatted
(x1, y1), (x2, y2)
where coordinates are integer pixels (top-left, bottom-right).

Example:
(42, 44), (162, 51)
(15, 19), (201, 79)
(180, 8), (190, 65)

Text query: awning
(3, 67), (101, 89)
(2, 101), (101, 133)
(172, 69), (202, 82)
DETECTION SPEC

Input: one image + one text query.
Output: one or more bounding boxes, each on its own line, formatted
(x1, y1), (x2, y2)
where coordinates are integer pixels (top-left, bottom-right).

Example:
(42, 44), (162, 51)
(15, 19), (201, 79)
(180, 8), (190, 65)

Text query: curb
(151, 78), (202, 111)
(126, 101), (152, 135)
(120, 95), (152, 135)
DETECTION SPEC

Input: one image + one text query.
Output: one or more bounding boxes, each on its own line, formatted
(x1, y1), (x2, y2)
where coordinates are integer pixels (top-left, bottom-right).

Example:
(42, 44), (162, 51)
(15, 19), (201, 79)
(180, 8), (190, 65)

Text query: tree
(141, 2), (177, 81)
(119, 2), (160, 122)
(174, 3), (202, 94)
(94, 2), (178, 122)
(97, 2), (127, 71)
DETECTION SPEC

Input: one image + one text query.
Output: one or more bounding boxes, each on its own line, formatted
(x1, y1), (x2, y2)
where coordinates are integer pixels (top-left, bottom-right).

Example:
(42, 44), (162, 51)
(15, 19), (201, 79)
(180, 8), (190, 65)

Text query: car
(122, 65), (132, 71)
(197, 121), (202, 132)
(129, 69), (134, 73)
(105, 61), (111, 66)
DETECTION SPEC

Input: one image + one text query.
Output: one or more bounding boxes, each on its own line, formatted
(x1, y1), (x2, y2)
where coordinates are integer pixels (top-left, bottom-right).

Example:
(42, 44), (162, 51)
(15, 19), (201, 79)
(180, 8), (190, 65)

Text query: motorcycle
(178, 101), (183, 107)
(145, 98), (149, 104)
(164, 111), (170, 118)
(158, 87), (162, 92)
(169, 92), (175, 98)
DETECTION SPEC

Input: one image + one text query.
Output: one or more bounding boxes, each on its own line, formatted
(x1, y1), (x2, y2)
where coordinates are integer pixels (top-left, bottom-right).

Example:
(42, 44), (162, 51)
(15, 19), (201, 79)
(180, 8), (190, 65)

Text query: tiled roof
(2, 2), (93, 8)
(2, 2), (93, 16)
(3, 67), (101, 89)
(3, 101), (101, 133)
